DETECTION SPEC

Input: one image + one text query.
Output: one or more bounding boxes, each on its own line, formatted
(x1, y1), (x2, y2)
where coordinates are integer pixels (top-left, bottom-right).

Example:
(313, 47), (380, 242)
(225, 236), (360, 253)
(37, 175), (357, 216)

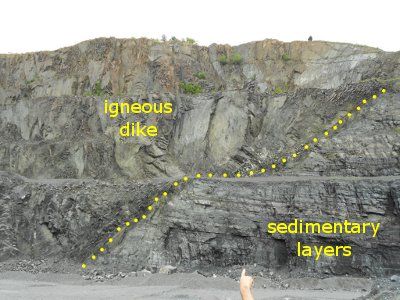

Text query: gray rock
(0, 38), (398, 180)
(137, 269), (152, 277)
(159, 265), (177, 275)
(390, 275), (400, 282)
(105, 176), (400, 276)
(0, 37), (399, 278)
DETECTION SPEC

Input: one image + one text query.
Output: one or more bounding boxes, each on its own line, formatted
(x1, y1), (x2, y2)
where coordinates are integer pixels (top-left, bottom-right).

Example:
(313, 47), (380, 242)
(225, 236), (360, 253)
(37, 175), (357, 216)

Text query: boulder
(159, 265), (177, 275)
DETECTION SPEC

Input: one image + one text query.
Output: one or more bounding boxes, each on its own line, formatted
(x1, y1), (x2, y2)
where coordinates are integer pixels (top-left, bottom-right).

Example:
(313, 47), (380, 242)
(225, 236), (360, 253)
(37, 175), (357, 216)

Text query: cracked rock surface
(0, 37), (399, 286)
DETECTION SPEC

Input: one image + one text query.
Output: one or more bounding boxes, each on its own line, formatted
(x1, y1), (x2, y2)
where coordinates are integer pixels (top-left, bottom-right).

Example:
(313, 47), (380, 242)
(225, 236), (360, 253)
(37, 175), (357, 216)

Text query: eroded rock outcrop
(1, 171), (399, 276)
(0, 37), (399, 276)
(1, 38), (399, 179)
(105, 176), (400, 276)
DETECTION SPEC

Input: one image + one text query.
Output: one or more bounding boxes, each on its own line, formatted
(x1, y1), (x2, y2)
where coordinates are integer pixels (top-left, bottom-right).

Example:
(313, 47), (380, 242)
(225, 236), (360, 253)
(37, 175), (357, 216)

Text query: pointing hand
(240, 269), (254, 300)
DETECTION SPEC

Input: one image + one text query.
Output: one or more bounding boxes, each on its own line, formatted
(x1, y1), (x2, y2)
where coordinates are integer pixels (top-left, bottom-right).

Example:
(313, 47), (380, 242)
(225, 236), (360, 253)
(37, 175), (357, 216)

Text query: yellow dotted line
(81, 88), (387, 269)
(81, 183), (178, 269)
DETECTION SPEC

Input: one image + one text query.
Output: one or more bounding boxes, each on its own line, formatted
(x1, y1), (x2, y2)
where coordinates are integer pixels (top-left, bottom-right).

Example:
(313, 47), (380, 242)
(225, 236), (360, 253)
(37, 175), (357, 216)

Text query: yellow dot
(173, 181), (179, 187)
(260, 168), (266, 173)
(381, 88), (386, 94)
(356, 106), (361, 111)
(183, 176), (188, 182)
(333, 125), (338, 130)
(313, 137), (318, 143)
(154, 197), (159, 202)
(223, 173), (228, 178)
(148, 205), (153, 211)
(91, 255), (96, 261)
(196, 173), (201, 178)
(249, 171), (254, 176)
(100, 247), (105, 253)
(338, 119), (343, 125)
(362, 99), (367, 104)
(292, 153), (297, 158)
(281, 158), (287, 163)
(125, 221), (130, 227)
(347, 112), (352, 118)
(324, 131), (329, 137)
(372, 94), (377, 99)
(236, 172), (241, 178)
(116, 227), (121, 232)
(163, 191), (168, 197)
(82, 263), (87, 269)
(142, 214), (147, 219)
(271, 164), (276, 169)
(133, 218), (139, 223)
(207, 173), (213, 178)
(108, 237), (113, 243)
(304, 144), (309, 150)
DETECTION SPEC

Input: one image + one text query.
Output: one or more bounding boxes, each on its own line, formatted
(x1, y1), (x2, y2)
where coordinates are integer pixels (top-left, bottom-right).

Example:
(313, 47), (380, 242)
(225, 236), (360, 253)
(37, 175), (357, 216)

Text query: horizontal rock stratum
(0, 37), (399, 276)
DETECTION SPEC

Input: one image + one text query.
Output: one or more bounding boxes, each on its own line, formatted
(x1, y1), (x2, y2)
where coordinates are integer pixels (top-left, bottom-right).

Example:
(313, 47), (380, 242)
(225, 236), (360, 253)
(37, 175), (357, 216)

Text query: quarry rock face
(1, 38), (400, 179)
(1, 172), (399, 276)
(0, 37), (399, 276)
(0, 171), (170, 262)
(112, 177), (400, 275)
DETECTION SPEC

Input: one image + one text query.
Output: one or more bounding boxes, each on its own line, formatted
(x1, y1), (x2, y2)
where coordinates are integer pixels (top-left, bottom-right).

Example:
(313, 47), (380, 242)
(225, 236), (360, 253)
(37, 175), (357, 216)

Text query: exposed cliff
(0, 37), (399, 277)
(1, 38), (399, 179)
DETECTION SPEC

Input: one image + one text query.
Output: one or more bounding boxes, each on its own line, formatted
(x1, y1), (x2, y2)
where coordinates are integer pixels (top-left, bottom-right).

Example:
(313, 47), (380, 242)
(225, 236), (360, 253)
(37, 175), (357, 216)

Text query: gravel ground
(0, 270), (375, 300)
(1, 259), (399, 299)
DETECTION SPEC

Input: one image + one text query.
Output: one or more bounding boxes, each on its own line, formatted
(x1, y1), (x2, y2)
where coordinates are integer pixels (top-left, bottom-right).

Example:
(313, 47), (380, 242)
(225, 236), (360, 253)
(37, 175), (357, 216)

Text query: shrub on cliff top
(230, 52), (243, 65)
(282, 53), (291, 62)
(218, 53), (243, 65)
(186, 38), (196, 45)
(218, 54), (228, 65)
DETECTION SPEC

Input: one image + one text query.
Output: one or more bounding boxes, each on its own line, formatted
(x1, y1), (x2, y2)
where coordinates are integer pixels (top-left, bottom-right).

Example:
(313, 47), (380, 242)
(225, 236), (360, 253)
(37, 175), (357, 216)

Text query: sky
(1, 0), (399, 53)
